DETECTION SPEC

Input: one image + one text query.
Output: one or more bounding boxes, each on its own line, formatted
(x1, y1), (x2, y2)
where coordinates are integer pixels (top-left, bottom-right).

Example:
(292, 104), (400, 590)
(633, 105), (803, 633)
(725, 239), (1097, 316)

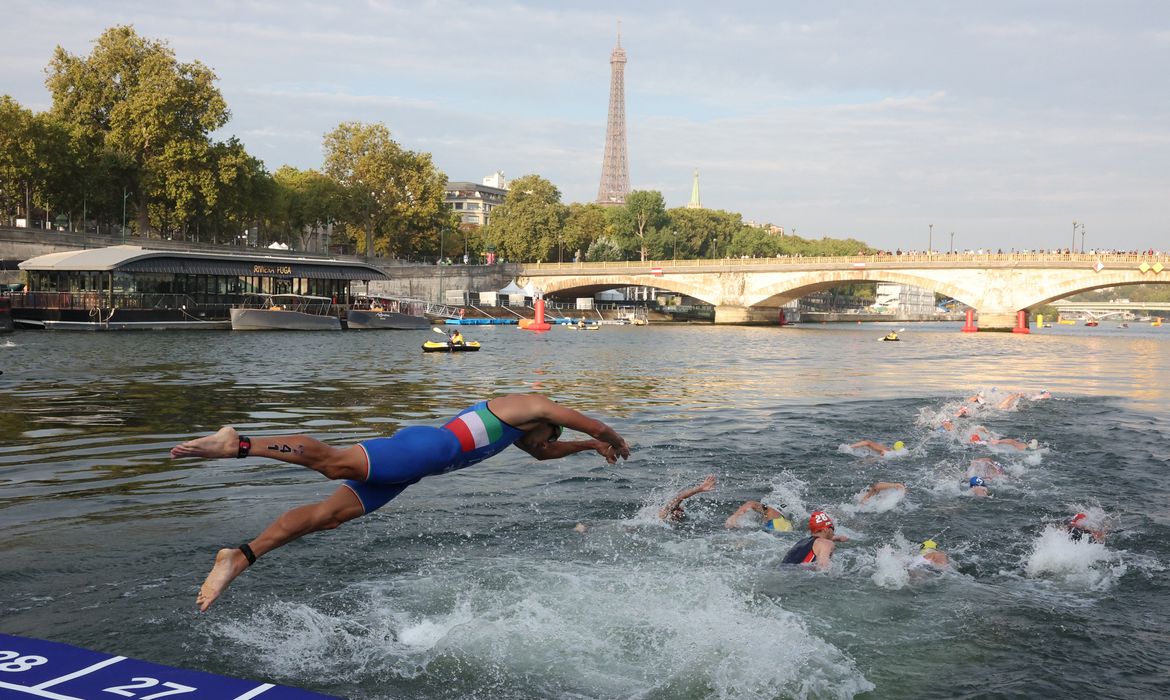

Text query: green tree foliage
(665, 207), (745, 258)
(271, 166), (347, 250)
(323, 121), (451, 258)
(622, 190), (667, 261)
(563, 202), (609, 262)
(484, 174), (566, 262)
(45, 25), (230, 237)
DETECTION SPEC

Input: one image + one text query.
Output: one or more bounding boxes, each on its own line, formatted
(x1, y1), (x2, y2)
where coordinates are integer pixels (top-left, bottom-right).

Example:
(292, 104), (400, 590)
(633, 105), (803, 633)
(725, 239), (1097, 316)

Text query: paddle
(878, 327), (906, 342)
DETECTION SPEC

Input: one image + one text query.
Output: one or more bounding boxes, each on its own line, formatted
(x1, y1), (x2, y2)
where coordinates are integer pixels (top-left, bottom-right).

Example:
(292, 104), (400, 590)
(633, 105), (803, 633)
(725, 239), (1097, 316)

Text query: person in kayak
(170, 393), (631, 612)
(781, 511), (847, 568)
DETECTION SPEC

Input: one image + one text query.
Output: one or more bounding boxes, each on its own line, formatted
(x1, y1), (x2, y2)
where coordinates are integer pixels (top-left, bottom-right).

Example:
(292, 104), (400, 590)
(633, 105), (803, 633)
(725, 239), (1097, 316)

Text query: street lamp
(1071, 221), (1078, 253)
(672, 230), (678, 260)
(949, 231), (955, 254)
(1081, 225), (1086, 254)
(438, 227), (445, 301)
(928, 223), (933, 255)
(121, 187), (132, 243)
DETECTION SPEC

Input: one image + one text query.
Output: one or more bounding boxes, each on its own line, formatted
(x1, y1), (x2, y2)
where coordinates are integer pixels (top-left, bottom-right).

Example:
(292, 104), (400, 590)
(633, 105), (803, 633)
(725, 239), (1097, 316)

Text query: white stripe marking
(0, 679), (84, 700)
(459, 413), (489, 449)
(232, 683), (276, 699)
(34, 656), (126, 689)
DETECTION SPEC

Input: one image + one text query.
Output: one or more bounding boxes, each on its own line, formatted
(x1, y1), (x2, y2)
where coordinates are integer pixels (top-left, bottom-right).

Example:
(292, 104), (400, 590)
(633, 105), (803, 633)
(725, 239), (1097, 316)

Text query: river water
(1, 322), (1168, 699)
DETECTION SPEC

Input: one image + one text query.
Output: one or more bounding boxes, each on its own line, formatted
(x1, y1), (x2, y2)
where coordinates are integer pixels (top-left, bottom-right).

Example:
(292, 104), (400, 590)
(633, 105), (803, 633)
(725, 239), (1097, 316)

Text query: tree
(45, 25), (230, 237)
(484, 174), (566, 262)
(322, 121), (450, 258)
(272, 166), (346, 251)
(665, 207), (744, 259)
(623, 190), (667, 261)
(562, 202), (609, 262)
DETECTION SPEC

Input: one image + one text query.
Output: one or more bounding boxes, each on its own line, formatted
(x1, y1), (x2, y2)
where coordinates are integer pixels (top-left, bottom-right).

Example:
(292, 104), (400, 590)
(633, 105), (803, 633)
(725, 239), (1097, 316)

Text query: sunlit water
(1, 322), (1168, 699)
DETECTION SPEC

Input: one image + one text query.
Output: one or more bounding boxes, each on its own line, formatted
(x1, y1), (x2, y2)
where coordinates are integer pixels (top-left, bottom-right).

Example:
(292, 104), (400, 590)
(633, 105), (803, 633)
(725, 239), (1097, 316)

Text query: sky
(2, 0), (1169, 252)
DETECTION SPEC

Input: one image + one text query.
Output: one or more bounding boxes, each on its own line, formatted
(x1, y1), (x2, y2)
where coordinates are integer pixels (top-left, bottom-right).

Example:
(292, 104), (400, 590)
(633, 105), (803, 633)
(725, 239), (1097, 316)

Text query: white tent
(498, 280), (527, 295)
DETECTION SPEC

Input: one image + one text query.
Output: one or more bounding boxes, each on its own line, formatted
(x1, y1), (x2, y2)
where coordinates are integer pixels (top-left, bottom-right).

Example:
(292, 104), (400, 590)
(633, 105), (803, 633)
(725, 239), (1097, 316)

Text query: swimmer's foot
(196, 547), (250, 612)
(171, 426), (240, 459)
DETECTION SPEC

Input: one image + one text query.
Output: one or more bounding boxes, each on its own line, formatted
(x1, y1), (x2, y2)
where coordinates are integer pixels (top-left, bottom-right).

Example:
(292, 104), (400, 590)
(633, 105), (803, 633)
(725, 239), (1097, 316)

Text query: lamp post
(121, 187), (132, 243)
(949, 231), (955, 254)
(1081, 225), (1086, 254)
(438, 227), (444, 301)
(672, 230), (678, 260)
(1071, 221), (1077, 253)
(928, 223), (933, 255)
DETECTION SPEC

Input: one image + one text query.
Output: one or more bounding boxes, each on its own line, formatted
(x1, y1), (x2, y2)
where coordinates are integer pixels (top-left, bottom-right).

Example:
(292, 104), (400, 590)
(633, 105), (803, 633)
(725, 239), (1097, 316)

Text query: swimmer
(725, 499), (792, 531)
(1064, 513), (1106, 543)
(659, 474), (717, 524)
(912, 539), (951, 570)
(859, 482), (906, 503)
(989, 437), (1040, 451)
(1027, 389), (1052, 401)
(997, 392), (1024, 411)
(170, 393), (631, 611)
(780, 511), (847, 568)
(967, 457), (1005, 480)
(850, 440), (906, 456)
(967, 476), (990, 498)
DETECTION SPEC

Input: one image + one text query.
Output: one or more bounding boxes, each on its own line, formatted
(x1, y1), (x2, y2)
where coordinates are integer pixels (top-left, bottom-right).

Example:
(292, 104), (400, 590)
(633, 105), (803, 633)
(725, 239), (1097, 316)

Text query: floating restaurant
(9, 244), (387, 330)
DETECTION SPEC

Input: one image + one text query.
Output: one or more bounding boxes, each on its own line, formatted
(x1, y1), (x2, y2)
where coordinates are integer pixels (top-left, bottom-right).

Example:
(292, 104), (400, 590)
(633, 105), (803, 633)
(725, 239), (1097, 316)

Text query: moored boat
(346, 295), (430, 330)
(230, 294), (341, 331)
(0, 296), (12, 333)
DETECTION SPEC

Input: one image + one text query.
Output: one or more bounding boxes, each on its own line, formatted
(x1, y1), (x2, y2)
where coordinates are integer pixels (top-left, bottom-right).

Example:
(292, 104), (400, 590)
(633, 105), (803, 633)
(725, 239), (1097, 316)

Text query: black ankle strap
(237, 436), (251, 458)
(239, 543), (257, 565)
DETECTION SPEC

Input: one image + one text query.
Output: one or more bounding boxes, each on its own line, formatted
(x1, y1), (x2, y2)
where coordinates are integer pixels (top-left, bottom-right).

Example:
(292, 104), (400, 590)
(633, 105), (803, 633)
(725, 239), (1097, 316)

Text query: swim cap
(920, 539), (938, 552)
(893, 441), (905, 451)
(809, 510), (834, 533)
(969, 434), (982, 442)
(969, 476), (986, 488)
(1069, 513), (1087, 524)
(549, 424), (563, 441)
(1028, 439), (1039, 450)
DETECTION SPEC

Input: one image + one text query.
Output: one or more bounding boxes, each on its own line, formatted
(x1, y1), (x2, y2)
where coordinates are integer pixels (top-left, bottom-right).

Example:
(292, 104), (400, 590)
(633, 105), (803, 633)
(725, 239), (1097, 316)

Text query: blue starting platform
(0, 633), (339, 700)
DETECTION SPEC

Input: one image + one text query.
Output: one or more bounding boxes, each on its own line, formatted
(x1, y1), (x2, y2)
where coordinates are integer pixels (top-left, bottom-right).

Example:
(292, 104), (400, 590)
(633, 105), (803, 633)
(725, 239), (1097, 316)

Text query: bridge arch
(745, 270), (975, 309)
(535, 275), (718, 305)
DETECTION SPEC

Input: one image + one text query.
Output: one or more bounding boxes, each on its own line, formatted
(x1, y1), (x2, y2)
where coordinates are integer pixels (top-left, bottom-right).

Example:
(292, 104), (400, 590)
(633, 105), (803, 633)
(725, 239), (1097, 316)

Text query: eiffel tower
(596, 31), (629, 205)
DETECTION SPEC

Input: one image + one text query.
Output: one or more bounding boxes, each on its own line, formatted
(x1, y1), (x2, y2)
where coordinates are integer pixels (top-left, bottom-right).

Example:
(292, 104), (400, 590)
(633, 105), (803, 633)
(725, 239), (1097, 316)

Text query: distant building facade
(445, 172), (509, 227)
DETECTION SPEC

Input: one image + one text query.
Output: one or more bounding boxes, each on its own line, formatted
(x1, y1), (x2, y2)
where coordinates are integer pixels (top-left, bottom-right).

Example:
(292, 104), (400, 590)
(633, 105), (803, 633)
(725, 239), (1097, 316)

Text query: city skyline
(1, 1), (1168, 252)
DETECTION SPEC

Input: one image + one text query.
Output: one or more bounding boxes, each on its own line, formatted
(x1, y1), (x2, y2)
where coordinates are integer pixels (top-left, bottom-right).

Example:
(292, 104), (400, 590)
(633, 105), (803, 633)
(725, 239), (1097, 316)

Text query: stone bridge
(518, 253), (1170, 329)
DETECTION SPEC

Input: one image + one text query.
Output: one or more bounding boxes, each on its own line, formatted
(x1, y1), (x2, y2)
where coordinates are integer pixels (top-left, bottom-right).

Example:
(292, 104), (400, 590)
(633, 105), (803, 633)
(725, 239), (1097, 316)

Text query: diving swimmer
(780, 511), (847, 568)
(170, 393), (631, 611)
(1064, 513), (1106, 543)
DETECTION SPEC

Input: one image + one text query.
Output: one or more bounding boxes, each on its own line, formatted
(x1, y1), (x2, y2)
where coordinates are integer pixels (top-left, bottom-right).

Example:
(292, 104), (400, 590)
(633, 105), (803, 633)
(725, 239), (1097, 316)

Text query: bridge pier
(977, 312), (1025, 332)
(714, 305), (782, 325)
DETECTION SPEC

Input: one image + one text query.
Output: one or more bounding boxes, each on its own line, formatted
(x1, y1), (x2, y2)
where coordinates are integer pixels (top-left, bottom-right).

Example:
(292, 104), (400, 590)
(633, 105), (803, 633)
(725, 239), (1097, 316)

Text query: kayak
(422, 340), (481, 352)
(567, 324), (601, 331)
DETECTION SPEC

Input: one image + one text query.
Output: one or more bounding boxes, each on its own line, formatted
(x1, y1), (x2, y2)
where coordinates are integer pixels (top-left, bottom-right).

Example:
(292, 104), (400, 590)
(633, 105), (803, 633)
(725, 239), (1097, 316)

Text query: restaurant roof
(19, 245), (387, 280)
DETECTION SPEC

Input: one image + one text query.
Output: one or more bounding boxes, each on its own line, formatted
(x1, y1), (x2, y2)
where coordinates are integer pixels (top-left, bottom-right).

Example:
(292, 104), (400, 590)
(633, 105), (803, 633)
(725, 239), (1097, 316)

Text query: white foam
(1023, 525), (1125, 590)
(870, 544), (911, 590)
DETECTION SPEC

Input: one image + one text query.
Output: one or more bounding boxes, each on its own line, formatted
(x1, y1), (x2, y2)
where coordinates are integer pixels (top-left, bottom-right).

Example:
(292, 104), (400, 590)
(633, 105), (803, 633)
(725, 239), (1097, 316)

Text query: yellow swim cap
(893, 441), (905, 450)
(921, 539), (938, 552)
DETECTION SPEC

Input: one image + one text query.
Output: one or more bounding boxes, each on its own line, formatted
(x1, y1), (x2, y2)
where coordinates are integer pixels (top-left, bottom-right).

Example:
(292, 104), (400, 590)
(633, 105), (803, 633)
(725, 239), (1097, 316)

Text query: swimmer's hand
(832, 534), (849, 543)
(595, 439), (629, 464)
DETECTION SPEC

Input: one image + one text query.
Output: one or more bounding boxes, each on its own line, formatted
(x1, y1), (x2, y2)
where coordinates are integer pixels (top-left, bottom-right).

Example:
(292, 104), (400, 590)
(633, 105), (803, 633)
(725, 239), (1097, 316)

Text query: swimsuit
(781, 536), (818, 565)
(344, 401), (526, 513)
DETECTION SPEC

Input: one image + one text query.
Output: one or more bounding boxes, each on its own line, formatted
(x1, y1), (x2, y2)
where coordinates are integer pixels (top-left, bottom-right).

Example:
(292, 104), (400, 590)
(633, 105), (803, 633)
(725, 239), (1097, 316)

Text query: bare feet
(171, 426), (240, 459)
(197, 547), (250, 612)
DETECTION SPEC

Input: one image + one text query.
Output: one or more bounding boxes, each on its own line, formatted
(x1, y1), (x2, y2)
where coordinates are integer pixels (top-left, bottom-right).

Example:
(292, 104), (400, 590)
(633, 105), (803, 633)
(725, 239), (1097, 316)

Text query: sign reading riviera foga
(253, 264), (293, 275)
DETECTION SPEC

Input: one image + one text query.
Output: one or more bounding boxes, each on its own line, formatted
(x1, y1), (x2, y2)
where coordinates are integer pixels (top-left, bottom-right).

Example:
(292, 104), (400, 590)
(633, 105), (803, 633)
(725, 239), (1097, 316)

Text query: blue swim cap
(969, 476), (986, 487)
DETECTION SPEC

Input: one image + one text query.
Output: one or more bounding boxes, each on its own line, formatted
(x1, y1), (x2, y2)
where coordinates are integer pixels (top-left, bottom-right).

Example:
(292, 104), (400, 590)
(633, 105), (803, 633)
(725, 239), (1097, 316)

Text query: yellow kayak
(422, 340), (481, 352)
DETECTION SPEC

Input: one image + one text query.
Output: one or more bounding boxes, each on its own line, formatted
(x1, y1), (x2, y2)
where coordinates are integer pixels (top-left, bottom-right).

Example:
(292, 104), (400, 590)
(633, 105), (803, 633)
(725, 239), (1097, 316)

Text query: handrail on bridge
(520, 251), (1170, 273)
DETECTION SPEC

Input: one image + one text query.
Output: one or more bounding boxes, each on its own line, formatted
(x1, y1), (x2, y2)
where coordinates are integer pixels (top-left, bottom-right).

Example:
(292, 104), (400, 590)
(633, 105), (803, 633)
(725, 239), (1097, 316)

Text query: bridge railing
(521, 252), (1169, 272)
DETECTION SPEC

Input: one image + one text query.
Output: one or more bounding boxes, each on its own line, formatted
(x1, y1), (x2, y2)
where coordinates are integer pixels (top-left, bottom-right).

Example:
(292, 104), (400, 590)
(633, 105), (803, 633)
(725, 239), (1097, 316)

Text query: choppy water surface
(1, 323), (1168, 699)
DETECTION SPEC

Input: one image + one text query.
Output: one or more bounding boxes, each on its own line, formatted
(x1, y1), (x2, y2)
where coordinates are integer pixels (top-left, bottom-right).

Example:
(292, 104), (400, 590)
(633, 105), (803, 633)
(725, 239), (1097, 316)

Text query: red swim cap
(809, 511), (834, 533)
(970, 434), (982, 442)
(1070, 513), (1087, 524)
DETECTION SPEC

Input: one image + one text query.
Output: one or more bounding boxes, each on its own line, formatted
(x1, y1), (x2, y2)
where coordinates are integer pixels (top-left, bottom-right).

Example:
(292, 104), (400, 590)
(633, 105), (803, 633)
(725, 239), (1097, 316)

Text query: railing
(4, 290), (231, 314)
(521, 251), (1170, 272)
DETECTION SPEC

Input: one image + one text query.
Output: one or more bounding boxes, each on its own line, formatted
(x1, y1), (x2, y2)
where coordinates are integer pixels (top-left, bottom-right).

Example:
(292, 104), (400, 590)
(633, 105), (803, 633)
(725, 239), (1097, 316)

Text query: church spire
(686, 168), (702, 209)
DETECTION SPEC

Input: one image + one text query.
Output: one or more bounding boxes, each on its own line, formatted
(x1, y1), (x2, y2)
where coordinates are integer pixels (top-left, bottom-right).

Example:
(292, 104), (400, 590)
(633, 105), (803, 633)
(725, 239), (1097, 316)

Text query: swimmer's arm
(724, 500), (763, 528)
(515, 394), (631, 460)
(812, 539), (836, 569)
(518, 438), (619, 463)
